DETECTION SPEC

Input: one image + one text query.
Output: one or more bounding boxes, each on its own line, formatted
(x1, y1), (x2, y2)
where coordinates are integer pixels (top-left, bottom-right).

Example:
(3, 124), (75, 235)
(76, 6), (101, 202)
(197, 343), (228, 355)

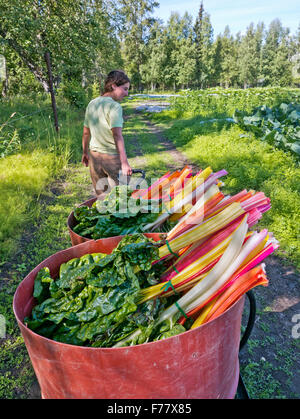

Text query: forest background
(1, 0), (300, 98)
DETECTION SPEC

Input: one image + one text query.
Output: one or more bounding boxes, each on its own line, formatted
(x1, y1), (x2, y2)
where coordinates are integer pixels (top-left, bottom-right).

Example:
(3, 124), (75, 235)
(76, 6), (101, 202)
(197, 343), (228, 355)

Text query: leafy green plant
(24, 234), (183, 347)
(234, 103), (300, 158)
(73, 185), (172, 239)
(169, 87), (300, 118)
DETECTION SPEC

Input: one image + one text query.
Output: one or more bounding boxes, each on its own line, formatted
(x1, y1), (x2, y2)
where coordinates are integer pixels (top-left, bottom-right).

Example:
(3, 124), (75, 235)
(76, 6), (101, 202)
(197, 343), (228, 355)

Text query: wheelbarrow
(67, 169), (147, 246)
(13, 234), (257, 399)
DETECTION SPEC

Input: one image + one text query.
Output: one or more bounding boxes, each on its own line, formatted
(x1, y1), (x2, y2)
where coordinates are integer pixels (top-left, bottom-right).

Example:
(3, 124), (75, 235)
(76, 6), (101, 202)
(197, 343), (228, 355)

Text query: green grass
(239, 308), (300, 399)
(123, 104), (178, 179)
(0, 94), (86, 263)
(0, 94), (91, 398)
(168, 87), (300, 119)
(0, 164), (91, 399)
(0, 150), (65, 260)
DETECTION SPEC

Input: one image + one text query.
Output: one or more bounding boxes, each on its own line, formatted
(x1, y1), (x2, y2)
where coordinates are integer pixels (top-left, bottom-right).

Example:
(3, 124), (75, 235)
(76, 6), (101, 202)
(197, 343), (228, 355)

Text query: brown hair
(103, 70), (131, 93)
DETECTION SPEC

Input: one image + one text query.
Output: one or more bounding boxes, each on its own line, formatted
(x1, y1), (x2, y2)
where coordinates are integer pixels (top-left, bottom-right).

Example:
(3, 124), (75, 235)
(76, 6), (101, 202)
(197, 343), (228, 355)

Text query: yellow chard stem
(159, 202), (245, 258)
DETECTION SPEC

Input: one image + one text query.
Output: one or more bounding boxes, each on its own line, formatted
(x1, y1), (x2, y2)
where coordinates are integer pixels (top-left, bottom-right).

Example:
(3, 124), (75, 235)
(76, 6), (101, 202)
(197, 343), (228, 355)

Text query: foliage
(169, 87), (300, 118)
(1, 1), (299, 93)
(0, 164), (96, 399)
(0, 113), (20, 158)
(138, 9), (298, 90)
(149, 88), (300, 267)
(234, 103), (300, 158)
(237, 23), (264, 88)
(0, 94), (85, 262)
(59, 80), (88, 109)
(193, 3), (214, 88)
(24, 234), (184, 347)
(0, 0), (118, 91)
(73, 185), (172, 238)
(0, 150), (64, 260)
(0, 46), (43, 96)
(262, 19), (294, 87)
(0, 91), (299, 398)
(117, 0), (159, 90)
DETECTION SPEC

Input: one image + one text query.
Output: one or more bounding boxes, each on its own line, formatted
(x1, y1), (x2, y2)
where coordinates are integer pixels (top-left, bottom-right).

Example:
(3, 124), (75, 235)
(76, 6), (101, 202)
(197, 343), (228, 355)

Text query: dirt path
(124, 108), (196, 172)
(141, 116), (194, 170)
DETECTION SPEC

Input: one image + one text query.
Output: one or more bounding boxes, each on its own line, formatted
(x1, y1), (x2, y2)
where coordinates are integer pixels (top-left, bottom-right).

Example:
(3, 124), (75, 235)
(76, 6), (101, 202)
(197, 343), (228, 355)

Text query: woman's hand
(121, 161), (133, 177)
(111, 128), (132, 177)
(82, 152), (89, 167)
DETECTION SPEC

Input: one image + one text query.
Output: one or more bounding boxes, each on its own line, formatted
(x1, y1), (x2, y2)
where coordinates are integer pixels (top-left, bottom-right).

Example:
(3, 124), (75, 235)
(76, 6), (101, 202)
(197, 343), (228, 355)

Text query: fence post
(44, 51), (59, 133)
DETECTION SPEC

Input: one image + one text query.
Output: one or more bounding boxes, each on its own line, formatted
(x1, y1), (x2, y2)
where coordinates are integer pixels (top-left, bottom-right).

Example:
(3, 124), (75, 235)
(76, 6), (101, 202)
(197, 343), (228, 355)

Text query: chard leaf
(26, 234), (162, 347)
(33, 267), (53, 304)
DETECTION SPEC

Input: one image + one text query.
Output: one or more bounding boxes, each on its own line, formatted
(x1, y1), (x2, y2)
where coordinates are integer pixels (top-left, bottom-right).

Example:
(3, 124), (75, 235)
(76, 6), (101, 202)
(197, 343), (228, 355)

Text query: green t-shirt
(84, 96), (123, 154)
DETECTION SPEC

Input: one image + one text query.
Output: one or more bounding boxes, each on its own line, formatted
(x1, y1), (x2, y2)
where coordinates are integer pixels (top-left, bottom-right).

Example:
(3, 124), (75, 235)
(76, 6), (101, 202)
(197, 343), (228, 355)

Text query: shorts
(89, 150), (121, 197)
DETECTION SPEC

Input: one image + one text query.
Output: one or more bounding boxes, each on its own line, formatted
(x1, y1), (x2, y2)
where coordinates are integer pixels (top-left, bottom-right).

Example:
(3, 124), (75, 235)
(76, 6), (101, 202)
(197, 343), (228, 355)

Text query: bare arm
(111, 127), (132, 176)
(82, 126), (91, 167)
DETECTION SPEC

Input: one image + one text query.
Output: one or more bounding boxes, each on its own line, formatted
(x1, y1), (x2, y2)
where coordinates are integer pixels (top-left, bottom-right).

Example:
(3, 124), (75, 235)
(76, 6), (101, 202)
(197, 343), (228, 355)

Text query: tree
(193, 1), (214, 88)
(238, 22), (264, 88)
(262, 19), (293, 86)
(291, 24), (300, 85)
(218, 26), (240, 88)
(273, 31), (293, 86)
(210, 35), (222, 87)
(166, 12), (196, 90)
(175, 35), (197, 89)
(0, 0), (115, 91)
(117, 0), (159, 90)
(140, 20), (169, 90)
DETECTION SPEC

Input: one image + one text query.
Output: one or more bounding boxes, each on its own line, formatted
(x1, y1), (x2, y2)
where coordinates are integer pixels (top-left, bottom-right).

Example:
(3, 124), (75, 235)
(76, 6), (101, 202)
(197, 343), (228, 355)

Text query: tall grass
(0, 94), (85, 262)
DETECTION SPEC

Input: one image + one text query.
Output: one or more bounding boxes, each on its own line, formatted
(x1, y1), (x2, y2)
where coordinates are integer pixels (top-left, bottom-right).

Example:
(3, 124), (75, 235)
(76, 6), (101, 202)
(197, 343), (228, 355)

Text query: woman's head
(103, 70), (131, 101)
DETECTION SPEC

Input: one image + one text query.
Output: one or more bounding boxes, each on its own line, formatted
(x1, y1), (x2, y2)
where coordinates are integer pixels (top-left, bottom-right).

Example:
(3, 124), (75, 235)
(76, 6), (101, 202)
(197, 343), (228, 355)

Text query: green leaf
(25, 234), (162, 347)
(290, 143), (300, 155)
(33, 267), (52, 304)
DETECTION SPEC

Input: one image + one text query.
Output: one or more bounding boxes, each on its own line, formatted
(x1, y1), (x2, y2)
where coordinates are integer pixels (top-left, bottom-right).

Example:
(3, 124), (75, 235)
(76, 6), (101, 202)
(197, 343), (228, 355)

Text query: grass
(150, 111), (300, 269)
(0, 164), (91, 399)
(0, 151), (63, 259)
(0, 94), (86, 263)
(123, 106), (179, 180)
(0, 93), (90, 398)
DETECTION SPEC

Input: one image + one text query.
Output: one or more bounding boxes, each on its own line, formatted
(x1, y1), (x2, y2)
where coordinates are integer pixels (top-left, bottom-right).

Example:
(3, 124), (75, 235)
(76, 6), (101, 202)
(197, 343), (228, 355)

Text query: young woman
(82, 70), (132, 196)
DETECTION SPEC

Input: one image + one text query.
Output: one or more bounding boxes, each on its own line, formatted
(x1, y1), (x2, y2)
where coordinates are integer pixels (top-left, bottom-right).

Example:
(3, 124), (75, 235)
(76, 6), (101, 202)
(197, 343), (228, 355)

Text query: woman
(82, 70), (132, 196)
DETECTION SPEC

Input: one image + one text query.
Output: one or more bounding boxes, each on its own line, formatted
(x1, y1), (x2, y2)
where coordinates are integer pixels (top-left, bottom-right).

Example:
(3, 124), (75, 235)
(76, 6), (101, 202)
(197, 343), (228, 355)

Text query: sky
(154, 0), (300, 37)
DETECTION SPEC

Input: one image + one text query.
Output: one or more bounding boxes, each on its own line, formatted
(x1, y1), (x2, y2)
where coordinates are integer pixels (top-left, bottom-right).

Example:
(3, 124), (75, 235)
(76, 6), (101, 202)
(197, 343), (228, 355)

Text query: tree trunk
(45, 51), (59, 133)
(0, 26), (49, 92)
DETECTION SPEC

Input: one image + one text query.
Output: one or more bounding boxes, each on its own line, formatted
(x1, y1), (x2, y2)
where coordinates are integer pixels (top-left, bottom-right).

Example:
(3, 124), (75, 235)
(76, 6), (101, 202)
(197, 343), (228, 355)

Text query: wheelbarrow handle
(237, 291), (257, 399)
(239, 290), (256, 352)
(131, 169), (146, 179)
